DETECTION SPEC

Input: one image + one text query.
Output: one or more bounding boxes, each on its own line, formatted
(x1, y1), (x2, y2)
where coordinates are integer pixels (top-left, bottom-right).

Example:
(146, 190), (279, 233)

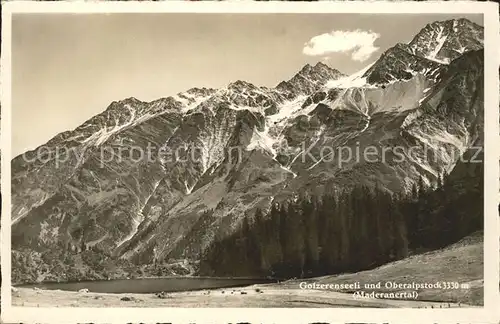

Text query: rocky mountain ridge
(11, 18), (485, 283)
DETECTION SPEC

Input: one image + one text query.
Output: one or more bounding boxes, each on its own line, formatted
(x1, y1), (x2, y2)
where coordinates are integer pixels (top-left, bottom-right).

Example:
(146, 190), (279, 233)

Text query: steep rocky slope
(11, 18), (485, 283)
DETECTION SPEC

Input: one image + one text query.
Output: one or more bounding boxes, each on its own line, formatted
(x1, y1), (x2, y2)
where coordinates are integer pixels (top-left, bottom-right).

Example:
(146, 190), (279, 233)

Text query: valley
(12, 231), (482, 307)
(10, 17), (485, 307)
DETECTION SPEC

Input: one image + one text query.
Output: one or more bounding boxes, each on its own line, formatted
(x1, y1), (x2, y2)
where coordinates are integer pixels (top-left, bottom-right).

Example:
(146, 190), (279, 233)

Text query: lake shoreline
(15, 276), (277, 294)
(13, 232), (483, 307)
(12, 282), (477, 308)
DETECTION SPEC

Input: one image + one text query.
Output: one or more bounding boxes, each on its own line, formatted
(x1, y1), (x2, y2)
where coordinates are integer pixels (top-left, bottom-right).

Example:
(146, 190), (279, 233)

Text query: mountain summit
(277, 62), (346, 97)
(363, 18), (483, 85)
(407, 18), (484, 64)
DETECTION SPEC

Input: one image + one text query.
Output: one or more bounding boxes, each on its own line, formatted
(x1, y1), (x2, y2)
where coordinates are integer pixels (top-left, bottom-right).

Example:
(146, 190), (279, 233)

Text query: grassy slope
(12, 232), (483, 307)
(301, 231), (484, 305)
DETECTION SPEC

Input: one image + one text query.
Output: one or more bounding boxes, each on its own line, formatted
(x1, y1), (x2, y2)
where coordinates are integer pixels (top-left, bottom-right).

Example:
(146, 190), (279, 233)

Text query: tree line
(198, 163), (483, 279)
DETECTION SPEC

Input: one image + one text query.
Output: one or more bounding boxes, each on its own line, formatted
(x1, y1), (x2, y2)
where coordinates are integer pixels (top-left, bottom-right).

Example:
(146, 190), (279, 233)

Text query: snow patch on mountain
(81, 104), (137, 146)
(279, 164), (297, 178)
(360, 114), (371, 133)
(185, 180), (194, 194)
(431, 130), (468, 153)
(325, 63), (376, 89)
(246, 124), (279, 157)
(116, 215), (142, 248)
(457, 45), (468, 54)
(304, 125), (329, 170)
(401, 110), (423, 129)
(268, 96), (308, 126)
(39, 221), (59, 245)
(427, 26), (449, 64)
(174, 94), (190, 106)
(229, 104), (262, 113)
(175, 92), (213, 114)
(250, 96), (320, 159)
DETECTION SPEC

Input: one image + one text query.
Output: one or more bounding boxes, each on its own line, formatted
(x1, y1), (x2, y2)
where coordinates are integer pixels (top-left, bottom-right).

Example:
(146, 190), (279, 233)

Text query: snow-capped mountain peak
(359, 18), (482, 86)
(295, 61), (345, 81)
(276, 62), (346, 97)
(408, 18), (484, 64)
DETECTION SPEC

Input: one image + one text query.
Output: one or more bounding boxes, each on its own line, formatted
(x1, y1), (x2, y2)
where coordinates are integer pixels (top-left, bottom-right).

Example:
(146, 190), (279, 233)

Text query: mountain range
(11, 18), (485, 283)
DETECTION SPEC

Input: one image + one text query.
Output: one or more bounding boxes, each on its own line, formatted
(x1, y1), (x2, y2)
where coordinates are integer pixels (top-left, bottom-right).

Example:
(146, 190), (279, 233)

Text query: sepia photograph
(1, 1), (499, 323)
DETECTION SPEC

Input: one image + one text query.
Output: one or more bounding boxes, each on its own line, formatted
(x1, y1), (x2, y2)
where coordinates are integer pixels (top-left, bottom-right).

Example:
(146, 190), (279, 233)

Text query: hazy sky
(12, 13), (483, 156)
